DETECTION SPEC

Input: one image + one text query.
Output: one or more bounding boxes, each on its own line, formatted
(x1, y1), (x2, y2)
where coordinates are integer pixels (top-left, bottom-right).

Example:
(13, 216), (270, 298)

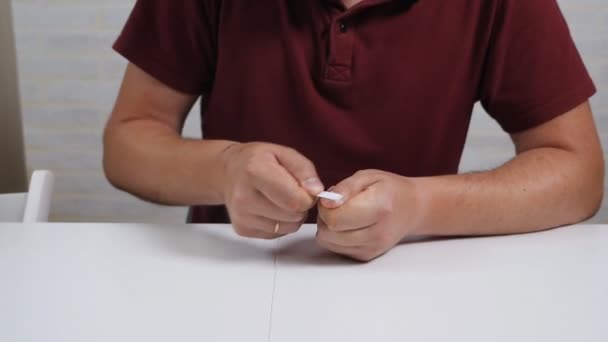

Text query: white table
(0, 223), (607, 342)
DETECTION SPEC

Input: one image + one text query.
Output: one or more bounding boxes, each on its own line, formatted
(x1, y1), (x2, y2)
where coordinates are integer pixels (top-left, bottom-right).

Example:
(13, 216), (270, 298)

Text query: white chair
(0, 170), (55, 222)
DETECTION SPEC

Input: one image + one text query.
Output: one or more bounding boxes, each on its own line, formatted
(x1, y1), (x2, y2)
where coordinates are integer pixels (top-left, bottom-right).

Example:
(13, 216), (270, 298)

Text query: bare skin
(103, 64), (324, 239)
(317, 101), (604, 260)
(343, 0), (365, 8)
(104, 63), (604, 259)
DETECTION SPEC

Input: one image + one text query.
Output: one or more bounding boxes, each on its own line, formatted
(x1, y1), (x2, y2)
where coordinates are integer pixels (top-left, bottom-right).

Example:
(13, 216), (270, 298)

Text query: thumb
(273, 146), (324, 195)
(320, 171), (380, 209)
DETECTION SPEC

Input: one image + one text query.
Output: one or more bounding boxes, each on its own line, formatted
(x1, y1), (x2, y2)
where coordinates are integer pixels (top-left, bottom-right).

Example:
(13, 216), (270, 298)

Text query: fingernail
(302, 178), (324, 194)
(332, 198), (346, 207)
(328, 186), (346, 205)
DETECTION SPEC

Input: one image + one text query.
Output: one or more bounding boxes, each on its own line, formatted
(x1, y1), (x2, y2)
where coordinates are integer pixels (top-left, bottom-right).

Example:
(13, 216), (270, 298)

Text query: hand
(317, 170), (421, 261)
(222, 142), (324, 239)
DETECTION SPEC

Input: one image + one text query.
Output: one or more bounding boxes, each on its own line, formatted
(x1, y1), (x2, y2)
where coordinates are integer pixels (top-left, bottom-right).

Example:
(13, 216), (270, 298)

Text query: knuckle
(231, 189), (250, 207)
(287, 196), (309, 212)
(246, 146), (274, 167)
(287, 211), (307, 223)
(252, 146), (274, 160)
(354, 170), (368, 178)
(377, 197), (394, 218)
(353, 251), (376, 263)
(354, 169), (385, 179)
(297, 158), (315, 173)
(230, 214), (255, 236)
(247, 142), (266, 154)
(244, 158), (260, 176)
(234, 222), (275, 240)
(232, 223), (251, 237)
(285, 198), (300, 212)
(282, 223), (301, 234)
(355, 169), (374, 177)
(296, 211), (308, 221)
(284, 146), (301, 157)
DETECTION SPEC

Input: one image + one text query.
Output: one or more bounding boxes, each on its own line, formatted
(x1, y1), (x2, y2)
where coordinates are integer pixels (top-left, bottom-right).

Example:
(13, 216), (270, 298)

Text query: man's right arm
(103, 63), (235, 206)
(103, 63), (324, 238)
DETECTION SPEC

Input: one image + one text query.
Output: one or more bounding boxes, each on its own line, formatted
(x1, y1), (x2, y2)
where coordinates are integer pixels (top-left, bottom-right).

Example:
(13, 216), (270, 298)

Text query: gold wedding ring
(274, 222), (280, 234)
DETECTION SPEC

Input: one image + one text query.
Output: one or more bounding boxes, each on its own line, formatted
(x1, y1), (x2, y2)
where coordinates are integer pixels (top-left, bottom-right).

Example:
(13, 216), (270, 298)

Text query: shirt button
(339, 22), (348, 33)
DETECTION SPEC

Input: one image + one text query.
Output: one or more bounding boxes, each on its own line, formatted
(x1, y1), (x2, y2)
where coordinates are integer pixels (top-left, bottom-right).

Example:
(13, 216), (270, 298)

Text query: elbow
(102, 153), (122, 193)
(102, 122), (169, 205)
(102, 125), (127, 193)
(589, 159), (605, 218)
(575, 153), (605, 222)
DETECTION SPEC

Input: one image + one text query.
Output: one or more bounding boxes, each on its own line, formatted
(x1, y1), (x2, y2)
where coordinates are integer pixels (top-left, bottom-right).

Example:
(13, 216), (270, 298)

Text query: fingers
(317, 223), (379, 247)
(252, 162), (316, 212)
(318, 171), (392, 232)
(231, 212), (304, 239)
(315, 223), (382, 262)
(272, 146), (325, 195)
(316, 224), (392, 262)
(318, 186), (390, 232)
(315, 171), (400, 262)
(249, 190), (308, 223)
(316, 237), (363, 258)
(225, 143), (321, 240)
(225, 143), (319, 240)
(316, 216), (378, 246)
(245, 148), (317, 213)
(319, 170), (382, 209)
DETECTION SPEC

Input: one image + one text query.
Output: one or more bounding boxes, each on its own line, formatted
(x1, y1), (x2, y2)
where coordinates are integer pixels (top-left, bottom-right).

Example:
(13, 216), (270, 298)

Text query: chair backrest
(23, 170), (54, 223)
(0, 170), (54, 223)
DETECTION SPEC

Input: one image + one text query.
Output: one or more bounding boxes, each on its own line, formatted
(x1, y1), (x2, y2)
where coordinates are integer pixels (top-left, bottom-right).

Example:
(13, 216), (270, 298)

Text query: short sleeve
(479, 0), (596, 133)
(113, 0), (220, 95)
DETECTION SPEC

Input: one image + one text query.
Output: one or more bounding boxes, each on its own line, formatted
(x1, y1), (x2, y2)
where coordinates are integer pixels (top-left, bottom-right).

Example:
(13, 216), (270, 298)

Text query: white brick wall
(11, 0), (608, 223)
(11, 0), (196, 222)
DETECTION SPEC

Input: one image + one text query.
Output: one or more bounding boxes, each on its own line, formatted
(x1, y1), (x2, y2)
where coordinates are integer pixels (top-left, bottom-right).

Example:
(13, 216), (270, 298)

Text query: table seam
(267, 249), (278, 342)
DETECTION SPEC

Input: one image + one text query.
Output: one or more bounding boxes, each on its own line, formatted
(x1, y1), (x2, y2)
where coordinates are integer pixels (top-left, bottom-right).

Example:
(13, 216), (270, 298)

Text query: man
(104, 0), (604, 261)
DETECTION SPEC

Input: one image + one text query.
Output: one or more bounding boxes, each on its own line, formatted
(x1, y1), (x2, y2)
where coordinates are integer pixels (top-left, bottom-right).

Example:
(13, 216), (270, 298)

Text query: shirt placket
(323, 0), (395, 83)
(325, 15), (355, 82)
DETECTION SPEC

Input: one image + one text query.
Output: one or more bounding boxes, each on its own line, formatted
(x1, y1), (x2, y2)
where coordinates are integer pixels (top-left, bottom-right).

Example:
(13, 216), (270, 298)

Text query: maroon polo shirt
(114, 0), (595, 223)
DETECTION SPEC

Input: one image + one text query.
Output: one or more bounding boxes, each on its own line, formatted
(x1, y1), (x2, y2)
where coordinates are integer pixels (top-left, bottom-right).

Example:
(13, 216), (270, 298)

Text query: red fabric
(114, 0), (596, 223)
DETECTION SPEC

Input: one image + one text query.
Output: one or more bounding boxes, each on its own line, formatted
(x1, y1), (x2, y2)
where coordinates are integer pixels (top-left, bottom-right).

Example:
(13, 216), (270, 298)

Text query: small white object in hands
(317, 191), (344, 202)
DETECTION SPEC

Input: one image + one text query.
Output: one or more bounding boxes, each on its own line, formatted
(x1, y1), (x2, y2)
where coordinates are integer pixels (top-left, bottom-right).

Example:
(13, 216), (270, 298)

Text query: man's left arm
(413, 101), (604, 235)
(317, 101), (604, 261)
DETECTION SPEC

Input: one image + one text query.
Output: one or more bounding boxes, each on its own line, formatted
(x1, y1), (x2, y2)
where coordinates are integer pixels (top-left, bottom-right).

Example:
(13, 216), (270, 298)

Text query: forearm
(103, 119), (236, 206)
(413, 147), (604, 236)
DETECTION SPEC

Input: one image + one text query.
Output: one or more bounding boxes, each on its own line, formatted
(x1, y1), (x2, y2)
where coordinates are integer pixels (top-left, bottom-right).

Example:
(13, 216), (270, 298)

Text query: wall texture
(10, 0), (608, 223)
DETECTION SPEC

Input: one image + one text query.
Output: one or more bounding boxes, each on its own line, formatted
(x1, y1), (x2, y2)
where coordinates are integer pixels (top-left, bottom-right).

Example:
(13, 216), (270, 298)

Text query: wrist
(402, 176), (437, 236)
(216, 141), (242, 203)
